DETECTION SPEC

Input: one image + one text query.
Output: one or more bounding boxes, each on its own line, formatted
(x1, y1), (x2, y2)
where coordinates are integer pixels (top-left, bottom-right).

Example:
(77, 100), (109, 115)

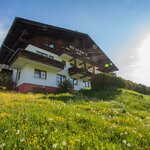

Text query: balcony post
(73, 58), (76, 67)
(84, 62), (87, 71)
(93, 65), (95, 74)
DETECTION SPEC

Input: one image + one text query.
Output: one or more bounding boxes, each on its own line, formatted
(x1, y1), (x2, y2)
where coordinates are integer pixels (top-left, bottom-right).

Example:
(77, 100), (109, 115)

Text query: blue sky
(0, 0), (150, 86)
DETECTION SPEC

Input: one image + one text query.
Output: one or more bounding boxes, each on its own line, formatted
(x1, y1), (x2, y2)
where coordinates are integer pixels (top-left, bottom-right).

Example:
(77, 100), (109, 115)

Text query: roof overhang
(9, 49), (65, 71)
(0, 17), (118, 72)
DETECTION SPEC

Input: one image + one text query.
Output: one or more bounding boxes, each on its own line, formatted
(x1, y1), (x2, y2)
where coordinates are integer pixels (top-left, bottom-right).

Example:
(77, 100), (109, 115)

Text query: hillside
(0, 89), (150, 149)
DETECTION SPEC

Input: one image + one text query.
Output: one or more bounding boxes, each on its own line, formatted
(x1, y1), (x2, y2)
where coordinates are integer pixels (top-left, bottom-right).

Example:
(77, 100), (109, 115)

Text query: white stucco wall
(16, 64), (58, 87)
(14, 44), (91, 90)
(16, 63), (88, 90)
(12, 69), (17, 82)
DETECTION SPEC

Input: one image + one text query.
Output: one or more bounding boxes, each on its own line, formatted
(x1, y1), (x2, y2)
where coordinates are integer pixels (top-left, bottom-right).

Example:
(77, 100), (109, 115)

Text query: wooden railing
(8, 49), (65, 69)
(68, 66), (93, 78)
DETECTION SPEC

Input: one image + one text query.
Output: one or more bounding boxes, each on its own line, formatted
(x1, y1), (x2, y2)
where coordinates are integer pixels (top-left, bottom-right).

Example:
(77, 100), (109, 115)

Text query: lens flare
(105, 64), (109, 68)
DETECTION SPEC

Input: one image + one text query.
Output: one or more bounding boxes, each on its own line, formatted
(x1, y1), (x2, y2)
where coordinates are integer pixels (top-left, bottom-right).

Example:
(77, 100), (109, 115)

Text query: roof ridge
(15, 17), (88, 36)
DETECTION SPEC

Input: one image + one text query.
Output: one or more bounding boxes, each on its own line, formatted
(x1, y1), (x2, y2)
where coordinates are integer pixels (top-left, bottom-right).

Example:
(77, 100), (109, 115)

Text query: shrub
(0, 71), (14, 90)
(58, 79), (73, 93)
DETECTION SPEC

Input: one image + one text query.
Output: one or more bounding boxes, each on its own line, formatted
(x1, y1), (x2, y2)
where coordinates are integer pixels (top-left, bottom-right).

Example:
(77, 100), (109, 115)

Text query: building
(0, 17), (118, 92)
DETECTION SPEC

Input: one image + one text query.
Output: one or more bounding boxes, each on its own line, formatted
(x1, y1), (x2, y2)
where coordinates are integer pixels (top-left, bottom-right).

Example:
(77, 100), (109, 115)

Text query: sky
(0, 0), (150, 86)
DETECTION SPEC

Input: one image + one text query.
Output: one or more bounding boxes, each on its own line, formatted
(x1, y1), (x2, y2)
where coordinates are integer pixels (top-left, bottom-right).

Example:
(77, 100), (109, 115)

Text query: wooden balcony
(8, 49), (65, 71)
(68, 66), (93, 80)
(59, 47), (94, 66)
(59, 47), (75, 60)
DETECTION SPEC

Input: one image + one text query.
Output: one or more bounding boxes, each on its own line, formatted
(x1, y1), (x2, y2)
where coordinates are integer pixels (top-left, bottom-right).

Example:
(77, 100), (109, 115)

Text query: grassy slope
(0, 89), (150, 150)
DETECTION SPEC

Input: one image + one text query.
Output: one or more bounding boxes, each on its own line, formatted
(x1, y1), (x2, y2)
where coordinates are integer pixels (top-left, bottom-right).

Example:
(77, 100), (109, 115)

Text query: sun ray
(132, 34), (150, 85)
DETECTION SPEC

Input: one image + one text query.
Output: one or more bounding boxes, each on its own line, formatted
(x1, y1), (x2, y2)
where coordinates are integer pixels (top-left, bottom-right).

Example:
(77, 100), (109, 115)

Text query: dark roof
(0, 17), (118, 72)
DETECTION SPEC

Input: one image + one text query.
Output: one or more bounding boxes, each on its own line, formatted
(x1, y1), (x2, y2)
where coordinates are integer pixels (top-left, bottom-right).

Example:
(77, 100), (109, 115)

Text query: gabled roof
(0, 17), (118, 72)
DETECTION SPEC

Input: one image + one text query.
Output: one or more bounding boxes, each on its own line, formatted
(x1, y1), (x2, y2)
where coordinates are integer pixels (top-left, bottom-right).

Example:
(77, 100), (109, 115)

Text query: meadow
(0, 89), (150, 149)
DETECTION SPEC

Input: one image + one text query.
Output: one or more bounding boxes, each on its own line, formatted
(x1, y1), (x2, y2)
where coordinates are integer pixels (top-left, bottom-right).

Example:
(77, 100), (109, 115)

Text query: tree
(0, 70), (14, 90)
(58, 79), (73, 93)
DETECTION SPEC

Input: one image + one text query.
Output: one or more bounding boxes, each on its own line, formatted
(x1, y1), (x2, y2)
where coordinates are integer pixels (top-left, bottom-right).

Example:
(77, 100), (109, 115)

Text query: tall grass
(0, 89), (150, 149)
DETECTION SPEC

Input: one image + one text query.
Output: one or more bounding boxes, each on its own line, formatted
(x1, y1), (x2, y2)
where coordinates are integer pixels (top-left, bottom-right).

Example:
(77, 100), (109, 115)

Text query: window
(18, 71), (21, 80)
(70, 78), (78, 88)
(43, 41), (55, 49)
(49, 44), (54, 49)
(71, 78), (78, 85)
(56, 74), (66, 84)
(73, 79), (78, 85)
(34, 69), (47, 79)
(83, 81), (90, 88)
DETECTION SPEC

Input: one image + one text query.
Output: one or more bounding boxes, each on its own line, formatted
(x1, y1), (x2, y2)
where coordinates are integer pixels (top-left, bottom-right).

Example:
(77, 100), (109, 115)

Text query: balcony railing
(68, 66), (93, 79)
(8, 49), (65, 70)
(59, 47), (95, 66)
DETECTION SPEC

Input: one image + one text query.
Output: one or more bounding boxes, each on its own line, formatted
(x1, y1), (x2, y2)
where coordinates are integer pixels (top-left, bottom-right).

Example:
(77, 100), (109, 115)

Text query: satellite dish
(92, 44), (97, 49)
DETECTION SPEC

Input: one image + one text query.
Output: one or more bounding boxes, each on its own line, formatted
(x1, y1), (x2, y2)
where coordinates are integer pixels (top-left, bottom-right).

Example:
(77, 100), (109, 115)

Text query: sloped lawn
(0, 89), (150, 149)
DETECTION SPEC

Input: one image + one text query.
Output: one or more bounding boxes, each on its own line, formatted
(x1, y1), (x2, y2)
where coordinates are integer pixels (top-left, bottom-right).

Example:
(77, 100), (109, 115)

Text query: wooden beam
(88, 66), (93, 69)
(12, 29), (28, 50)
(84, 62), (87, 70)
(19, 38), (30, 44)
(69, 58), (74, 62)
(80, 75), (87, 79)
(93, 65), (95, 74)
(74, 58), (77, 67)
(79, 62), (84, 66)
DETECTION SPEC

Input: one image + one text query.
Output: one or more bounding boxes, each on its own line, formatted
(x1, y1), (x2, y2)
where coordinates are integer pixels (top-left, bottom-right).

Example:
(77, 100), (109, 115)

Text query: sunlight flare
(133, 34), (150, 85)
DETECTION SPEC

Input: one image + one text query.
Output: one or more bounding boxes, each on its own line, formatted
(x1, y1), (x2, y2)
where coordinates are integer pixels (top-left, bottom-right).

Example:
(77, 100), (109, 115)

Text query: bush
(0, 71), (14, 90)
(58, 79), (73, 93)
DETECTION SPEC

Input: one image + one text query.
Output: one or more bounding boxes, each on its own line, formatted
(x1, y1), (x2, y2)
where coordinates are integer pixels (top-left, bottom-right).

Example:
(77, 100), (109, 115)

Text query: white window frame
(56, 74), (66, 84)
(34, 69), (47, 79)
(83, 81), (90, 88)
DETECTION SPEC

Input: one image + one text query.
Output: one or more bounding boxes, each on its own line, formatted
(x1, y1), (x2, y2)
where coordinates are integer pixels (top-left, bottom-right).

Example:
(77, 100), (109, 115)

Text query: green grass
(0, 89), (150, 149)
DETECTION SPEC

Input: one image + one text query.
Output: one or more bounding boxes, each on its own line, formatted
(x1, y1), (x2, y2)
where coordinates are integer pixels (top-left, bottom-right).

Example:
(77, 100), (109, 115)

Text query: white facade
(13, 44), (95, 91)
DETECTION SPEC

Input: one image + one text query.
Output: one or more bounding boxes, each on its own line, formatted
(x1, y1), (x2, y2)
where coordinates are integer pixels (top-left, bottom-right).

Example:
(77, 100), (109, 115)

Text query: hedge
(91, 73), (150, 95)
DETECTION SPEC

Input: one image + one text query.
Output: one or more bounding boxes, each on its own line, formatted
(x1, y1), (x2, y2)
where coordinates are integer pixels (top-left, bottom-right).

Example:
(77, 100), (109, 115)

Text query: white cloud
(128, 56), (135, 59)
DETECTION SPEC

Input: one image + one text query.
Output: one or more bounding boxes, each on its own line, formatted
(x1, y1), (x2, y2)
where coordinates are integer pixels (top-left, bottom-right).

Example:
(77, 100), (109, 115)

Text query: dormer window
(44, 41), (55, 49)
(49, 44), (54, 49)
